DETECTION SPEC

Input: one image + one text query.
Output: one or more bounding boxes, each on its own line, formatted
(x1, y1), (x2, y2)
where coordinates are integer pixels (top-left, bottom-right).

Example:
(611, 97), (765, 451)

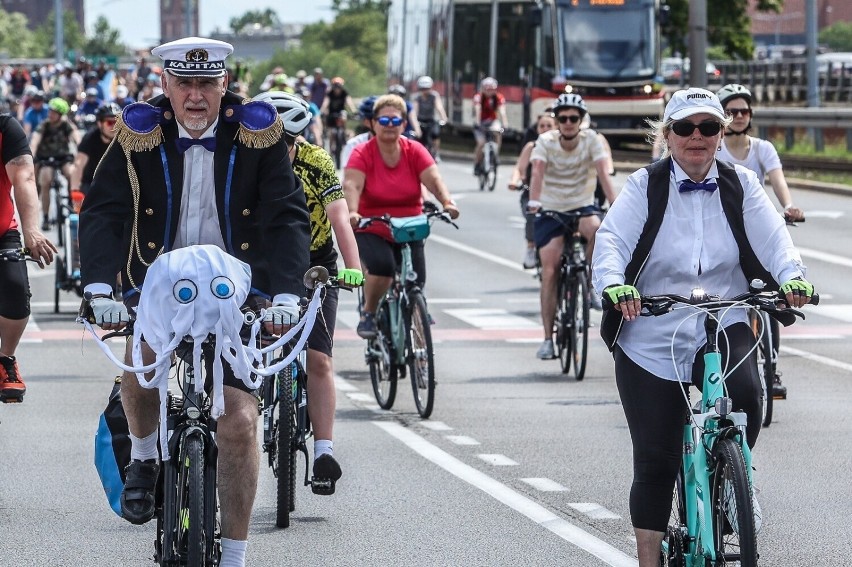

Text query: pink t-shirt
(347, 136), (435, 239)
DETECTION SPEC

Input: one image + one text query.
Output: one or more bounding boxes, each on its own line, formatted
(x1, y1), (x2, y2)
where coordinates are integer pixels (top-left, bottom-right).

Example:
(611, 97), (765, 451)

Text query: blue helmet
(359, 95), (379, 120)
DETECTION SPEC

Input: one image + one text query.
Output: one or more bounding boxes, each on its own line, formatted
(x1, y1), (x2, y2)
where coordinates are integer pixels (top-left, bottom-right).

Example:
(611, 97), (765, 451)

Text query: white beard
(183, 116), (210, 132)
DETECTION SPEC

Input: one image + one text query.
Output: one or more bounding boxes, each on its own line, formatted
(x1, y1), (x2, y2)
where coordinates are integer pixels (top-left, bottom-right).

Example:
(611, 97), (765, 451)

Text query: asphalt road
(1, 159), (850, 566)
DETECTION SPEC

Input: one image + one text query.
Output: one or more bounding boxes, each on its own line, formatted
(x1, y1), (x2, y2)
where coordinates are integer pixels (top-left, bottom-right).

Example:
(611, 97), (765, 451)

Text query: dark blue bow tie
(678, 179), (718, 193)
(175, 136), (216, 154)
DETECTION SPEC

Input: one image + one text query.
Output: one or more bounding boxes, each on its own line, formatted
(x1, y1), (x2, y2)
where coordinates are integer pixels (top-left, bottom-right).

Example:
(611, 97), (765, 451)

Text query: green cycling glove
(338, 268), (364, 287)
(780, 278), (813, 297)
(604, 284), (640, 305)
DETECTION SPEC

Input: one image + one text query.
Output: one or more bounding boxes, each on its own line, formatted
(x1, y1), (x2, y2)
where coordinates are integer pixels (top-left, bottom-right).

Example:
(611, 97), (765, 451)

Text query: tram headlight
(642, 84), (653, 94)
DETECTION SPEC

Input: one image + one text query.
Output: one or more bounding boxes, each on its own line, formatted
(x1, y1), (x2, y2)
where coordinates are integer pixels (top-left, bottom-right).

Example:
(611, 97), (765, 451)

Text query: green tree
(663, 0), (784, 60)
(85, 16), (126, 57)
(819, 21), (852, 52)
(0, 8), (38, 57)
(32, 9), (86, 59)
(230, 9), (281, 34)
(330, 0), (390, 15)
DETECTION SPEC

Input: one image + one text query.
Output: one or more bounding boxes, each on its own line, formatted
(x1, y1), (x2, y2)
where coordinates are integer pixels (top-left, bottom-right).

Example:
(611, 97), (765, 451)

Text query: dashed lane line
(374, 421), (638, 567)
(569, 503), (622, 520)
(445, 435), (481, 446)
(477, 453), (519, 466)
(521, 478), (568, 492)
(780, 346), (852, 373)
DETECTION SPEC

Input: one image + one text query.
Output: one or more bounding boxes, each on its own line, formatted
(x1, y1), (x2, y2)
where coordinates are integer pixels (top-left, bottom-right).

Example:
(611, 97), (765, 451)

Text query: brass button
(145, 208), (154, 215)
(225, 108), (234, 118)
(147, 242), (157, 249)
(242, 208), (251, 216)
(163, 110), (173, 120)
(240, 242), (249, 251)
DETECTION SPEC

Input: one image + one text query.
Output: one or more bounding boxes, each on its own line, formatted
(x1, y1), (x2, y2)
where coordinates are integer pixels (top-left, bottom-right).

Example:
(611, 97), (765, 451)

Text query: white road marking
(445, 435), (480, 445)
(21, 317), (43, 343)
(30, 301), (81, 309)
(478, 453), (519, 466)
(569, 503), (622, 520)
(784, 335), (844, 340)
(346, 392), (375, 402)
(507, 338), (544, 344)
(805, 210), (844, 219)
(419, 420), (453, 431)
(430, 234), (528, 273)
(798, 247), (852, 269)
(374, 422), (637, 567)
(427, 298), (481, 305)
(333, 374), (359, 392)
(445, 308), (539, 330)
(806, 303), (852, 323)
(521, 478), (568, 492)
(780, 346), (852, 373)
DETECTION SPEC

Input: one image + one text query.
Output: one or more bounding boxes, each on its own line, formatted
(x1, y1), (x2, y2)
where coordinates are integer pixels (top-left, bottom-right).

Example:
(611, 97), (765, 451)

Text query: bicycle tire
(183, 434), (206, 566)
(709, 438), (758, 567)
(275, 363), (296, 528)
(333, 128), (344, 169)
(53, 183), (65, 247)
(570, 272), (590, 381)
(406, 291), (436, 418)
(369, 301), (398, 409)
(486, 146), (497, 191)
(661, 469), (687, 567)
(754, 313), (774, 427)
(54, 256), (65, 313)
(556, 271), (571, 373)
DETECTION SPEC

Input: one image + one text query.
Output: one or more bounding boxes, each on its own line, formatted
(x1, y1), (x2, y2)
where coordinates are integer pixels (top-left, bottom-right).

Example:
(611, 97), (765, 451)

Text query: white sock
(314, 439), (333, 460)
(129, 430), (159, 462)
(220, 538), (247, 567)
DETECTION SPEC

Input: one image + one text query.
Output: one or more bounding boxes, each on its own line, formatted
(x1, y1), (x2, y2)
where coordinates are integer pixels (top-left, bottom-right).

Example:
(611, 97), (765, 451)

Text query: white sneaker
(536, 339), (555, 360)
(522, 248), (537, 269)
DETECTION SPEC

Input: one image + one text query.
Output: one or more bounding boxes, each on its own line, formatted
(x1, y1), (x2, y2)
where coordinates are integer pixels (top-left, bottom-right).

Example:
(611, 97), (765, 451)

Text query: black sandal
(121, 459), (160, 524)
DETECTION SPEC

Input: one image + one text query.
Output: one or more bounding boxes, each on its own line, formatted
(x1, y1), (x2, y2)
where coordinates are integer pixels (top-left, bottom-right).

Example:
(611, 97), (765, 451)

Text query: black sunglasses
(376, 116), (404, 127)
(671, 121), (722, 137)
(726, 108), (751, 117)
(556, 115), (581, 124)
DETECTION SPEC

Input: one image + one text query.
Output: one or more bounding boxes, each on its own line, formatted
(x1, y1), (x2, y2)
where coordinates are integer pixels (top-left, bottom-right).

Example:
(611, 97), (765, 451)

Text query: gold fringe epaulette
(237, 117), (283, 149)
(115, 112), (164, 153)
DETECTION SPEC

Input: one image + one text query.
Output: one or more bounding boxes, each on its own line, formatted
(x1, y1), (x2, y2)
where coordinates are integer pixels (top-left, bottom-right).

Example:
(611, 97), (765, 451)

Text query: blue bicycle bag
(94, 377), (131, 517)
(391, 214), (430, 243)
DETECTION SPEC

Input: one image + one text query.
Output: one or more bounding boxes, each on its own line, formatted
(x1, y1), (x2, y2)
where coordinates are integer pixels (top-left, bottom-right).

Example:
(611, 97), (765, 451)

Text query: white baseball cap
(663, 87), (725, 122)
(152, 37), (233, 78)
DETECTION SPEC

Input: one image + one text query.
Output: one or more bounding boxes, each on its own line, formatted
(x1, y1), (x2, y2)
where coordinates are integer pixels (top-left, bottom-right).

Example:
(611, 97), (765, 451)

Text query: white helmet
(417, 76), (433, 89)
(553, 93), (587, 116)
(254, 90), (313, 136)
(481, 77), (498, 89)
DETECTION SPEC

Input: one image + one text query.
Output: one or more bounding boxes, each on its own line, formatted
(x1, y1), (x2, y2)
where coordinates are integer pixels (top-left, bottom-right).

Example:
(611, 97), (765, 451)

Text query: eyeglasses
(726, 108), (751, 118)
(671, 121), (722, 137)
(556, 115), (581, 124)
(376, 116), (404, 127)
(103, 119), (117, 126)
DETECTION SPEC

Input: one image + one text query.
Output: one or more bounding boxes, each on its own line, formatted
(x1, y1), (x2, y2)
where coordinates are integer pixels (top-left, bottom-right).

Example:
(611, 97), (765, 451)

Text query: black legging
(614, 322), (762, 532)
(355, 232), (426, 287)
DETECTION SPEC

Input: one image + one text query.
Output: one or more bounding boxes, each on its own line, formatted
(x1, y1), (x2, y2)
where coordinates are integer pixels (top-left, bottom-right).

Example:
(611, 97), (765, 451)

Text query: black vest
(600, 157), (792, 352)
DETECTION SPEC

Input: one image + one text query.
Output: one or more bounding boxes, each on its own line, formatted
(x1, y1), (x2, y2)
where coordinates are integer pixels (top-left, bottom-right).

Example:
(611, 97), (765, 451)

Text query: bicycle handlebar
(358, 208), (459, 231)
(0, 248), (38, 263)
(634, 287), (819, 320)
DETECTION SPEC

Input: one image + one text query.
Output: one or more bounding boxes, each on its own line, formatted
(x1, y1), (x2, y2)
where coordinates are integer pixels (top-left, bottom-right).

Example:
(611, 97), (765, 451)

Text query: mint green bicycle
(644, 287), (817, 567)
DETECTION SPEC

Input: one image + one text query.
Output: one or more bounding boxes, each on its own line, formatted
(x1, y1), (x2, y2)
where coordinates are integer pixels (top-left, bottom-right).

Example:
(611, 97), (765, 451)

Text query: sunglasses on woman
(376, 116), (404, 127)
(726, 108), (751, 118)
(671, 121), (722, 137)
(556, 114), (581, 124)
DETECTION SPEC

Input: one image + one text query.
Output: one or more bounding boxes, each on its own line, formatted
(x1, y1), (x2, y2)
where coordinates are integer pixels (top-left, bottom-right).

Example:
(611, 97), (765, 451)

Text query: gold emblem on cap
(185, 48), (209, 63)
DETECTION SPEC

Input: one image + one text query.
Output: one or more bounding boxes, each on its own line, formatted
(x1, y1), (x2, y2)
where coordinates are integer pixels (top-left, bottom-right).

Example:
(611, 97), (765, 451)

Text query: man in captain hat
(79, 37), (310, 566)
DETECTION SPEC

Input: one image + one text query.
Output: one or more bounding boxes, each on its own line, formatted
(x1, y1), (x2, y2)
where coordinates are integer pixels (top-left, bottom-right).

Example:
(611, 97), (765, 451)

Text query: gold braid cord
(114, 113), (164, 153)
(123, 146), (163, 292)
(236, 99), (284, 148)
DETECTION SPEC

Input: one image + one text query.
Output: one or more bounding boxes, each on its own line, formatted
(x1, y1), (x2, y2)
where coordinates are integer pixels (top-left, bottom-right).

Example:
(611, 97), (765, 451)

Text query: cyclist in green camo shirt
(256, 91), (363, 490)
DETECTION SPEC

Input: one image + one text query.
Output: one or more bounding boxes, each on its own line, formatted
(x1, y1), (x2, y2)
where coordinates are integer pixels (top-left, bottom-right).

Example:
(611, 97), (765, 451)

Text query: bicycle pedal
(772, 393), (787, 400)
(310, 477), (336, 495)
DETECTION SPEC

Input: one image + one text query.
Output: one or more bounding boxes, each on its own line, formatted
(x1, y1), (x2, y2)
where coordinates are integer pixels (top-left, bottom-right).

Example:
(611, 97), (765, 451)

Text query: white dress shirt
(173, 119), (226, 250)
(591, 159), (806, 382)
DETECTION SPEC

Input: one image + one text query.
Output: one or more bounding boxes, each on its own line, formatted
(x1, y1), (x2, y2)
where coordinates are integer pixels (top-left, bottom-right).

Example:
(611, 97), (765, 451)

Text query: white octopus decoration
(80, 245), (322, 459)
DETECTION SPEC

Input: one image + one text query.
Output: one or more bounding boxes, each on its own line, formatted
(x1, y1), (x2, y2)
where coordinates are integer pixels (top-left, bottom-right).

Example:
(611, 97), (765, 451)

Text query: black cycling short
(124, 293), (258, 396)
(533, 205), (599, 249)
(0, 230), (31, 320)
(355, 232), (426, 287)
(307, 285), (338, 357)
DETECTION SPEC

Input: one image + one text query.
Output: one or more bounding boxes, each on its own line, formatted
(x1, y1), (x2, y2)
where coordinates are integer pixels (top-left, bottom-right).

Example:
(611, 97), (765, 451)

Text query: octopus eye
(173, 279), (198, 304)
(210, 276), (235, 299)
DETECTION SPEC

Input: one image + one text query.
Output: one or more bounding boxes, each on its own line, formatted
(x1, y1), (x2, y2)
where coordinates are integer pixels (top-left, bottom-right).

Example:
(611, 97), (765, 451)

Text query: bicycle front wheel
(369, 301), (398, 409)
(406, 292), (436, 418)
(753, 312), (774, 427)
(555, 271), (571, 374)
(486, 147), (498, 192)
(181, 434), (206, 566)
(569, 272), (590, 381)
(275, 363), (297, 528)
(709, 438), (758, 567)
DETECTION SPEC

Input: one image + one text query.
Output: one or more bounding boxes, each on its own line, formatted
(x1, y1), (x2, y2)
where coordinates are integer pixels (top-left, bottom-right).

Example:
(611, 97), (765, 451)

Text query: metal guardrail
(752, 107), (852, 153)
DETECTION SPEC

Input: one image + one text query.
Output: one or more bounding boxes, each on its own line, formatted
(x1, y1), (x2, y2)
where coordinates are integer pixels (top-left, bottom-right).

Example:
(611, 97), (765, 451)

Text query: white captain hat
(152, 37), (234, 78)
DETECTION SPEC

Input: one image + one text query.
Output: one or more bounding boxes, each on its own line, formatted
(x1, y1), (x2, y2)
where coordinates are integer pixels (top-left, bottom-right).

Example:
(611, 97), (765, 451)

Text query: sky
(84, 0), (335, 49)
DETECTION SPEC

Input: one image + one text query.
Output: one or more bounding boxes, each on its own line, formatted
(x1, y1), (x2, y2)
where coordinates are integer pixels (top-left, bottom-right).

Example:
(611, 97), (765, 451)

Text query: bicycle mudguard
(94, 378), (130, 517)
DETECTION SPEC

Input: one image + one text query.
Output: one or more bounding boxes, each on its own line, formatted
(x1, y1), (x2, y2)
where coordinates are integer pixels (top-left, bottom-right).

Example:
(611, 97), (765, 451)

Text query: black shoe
(357, 312), (377, 339)
(121, 459), (160, 524)
(772, 375), (787, 399)
(41, 218), (50, 231)
(311, 454), (342, 495)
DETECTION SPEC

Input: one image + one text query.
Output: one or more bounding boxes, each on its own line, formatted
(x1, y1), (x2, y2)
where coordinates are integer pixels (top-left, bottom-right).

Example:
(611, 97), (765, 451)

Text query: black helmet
(95, 103), (121, 120)
(358, 95), (379, 120)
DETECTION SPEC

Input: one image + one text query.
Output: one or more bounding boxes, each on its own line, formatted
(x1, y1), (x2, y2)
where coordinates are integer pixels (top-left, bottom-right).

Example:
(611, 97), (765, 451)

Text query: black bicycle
(326, 111), (348, 169)
(260, 267), (342, 528)
(538, 209), (599, 380)
(476, 127), (499, 192)
(36, 155), (74, 246)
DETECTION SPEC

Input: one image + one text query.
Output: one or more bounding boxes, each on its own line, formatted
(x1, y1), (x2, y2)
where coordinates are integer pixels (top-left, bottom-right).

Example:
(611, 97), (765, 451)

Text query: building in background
(210, 23), (304, 61)
(749, 0), (852, 49)
(160, 0), (199, 43)
(0, 0), (85, 30)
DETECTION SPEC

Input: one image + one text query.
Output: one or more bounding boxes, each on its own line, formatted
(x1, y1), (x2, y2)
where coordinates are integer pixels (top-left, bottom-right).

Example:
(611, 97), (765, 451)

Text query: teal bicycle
(644, 286), (817, 567)
(361, 207), (457, 418)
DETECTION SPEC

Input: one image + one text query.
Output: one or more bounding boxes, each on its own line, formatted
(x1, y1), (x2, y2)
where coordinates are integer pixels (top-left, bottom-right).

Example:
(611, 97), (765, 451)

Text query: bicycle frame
(373, 243), (416, 367)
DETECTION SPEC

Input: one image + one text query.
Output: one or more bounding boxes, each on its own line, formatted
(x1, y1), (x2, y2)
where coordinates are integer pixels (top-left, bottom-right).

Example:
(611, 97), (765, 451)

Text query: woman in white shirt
(715, 83), (804, 222)
(591, 88), (815, 567)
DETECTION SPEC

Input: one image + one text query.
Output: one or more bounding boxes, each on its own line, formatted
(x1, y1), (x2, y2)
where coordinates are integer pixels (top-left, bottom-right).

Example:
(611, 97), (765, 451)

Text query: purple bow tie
(175, 136), (216, 154)
(678, 179), (718, 193)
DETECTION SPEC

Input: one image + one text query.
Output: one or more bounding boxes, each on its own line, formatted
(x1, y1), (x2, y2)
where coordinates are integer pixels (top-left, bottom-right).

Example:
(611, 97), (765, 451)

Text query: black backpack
(600, 156), (794, 352)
